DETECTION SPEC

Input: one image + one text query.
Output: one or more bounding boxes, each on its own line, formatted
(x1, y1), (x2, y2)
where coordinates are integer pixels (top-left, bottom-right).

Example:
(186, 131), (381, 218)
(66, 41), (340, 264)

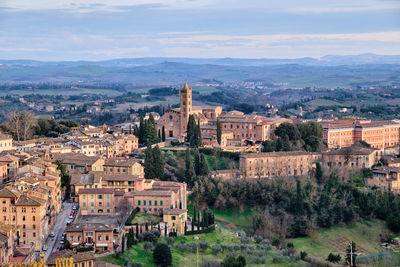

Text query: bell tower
(180, 82), (192, 135)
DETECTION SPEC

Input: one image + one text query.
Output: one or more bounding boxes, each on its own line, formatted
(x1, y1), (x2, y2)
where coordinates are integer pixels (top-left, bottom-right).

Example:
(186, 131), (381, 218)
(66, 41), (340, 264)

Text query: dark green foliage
(153, 243), (172, 267)
(261, 140), (275, 152)
(315, 162), (323, 184)
(387, 211), (400, 232)
(201, 208), (215, 227)
(144, 145), (164, 179)
(35, 119), (78, 137)
(186, 115), (202, 147)
(162, 126), (166, 142)
(216, 119), (222, 145)
(222, 254), (246, 267)
(327, 253), (342, 263)
(185, 149), (196, 185)
(55, 160), (69, 188)
(145, 114), (160, 146)
(121, 234), (125, 253)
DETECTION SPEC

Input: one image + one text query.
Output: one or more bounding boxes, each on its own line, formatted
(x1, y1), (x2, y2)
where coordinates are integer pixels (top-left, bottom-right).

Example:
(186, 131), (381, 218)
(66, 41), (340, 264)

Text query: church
(157, 83), (291, 148)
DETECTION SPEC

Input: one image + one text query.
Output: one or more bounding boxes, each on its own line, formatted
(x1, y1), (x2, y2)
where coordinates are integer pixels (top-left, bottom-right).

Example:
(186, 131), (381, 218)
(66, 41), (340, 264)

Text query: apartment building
(51, 153), (104, 174)
(116, 135), (139, 155)
(0, 187), (48, 251)
(103, 158), (144, 177)
(240, 151), (321, 178)
(78, 188), (116, 216)
(163, 209), (187, 234)
(322, 119), (400, 149)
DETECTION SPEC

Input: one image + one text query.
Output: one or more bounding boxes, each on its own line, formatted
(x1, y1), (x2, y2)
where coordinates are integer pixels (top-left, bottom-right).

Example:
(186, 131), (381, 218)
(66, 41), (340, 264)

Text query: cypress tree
(152, 145), (164, 178)
(187, 115), (196, 143)
(145, 222), (149, 232)
(216, 118), (222, 145)
(162, 126), (166, 141)
(315, 162), (323, 184)
(136, 224), (139, 239)
(139, 117), (145, 144)
(194, 149), (201, 175)
(145, 114), (159, 146)
(158, 223), (161, 232)
(200, 153), (209, 175)
(185, 148), (195, 185)
(184, 221), (187, 235)
(165, 223), (168, 237)
(194, 119), (202, 147)
(158, 129), (161, 139)
(144, 145), (155, 179)
(121, 234), (125, 253)
(296, 180), (303, 215)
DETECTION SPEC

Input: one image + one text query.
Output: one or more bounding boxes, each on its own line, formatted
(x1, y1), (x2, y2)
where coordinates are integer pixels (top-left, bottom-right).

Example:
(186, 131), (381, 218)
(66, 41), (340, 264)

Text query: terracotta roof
(15, 195), (46, 206)
(47, 251), (94, 265)
(78, 188), (114, 194)
(0, 188), (20, 198)
(51, 153), (102, 166)
(133, 190), (172, 197)
(66, 223), (113, 232)
(0, 134), (12, 140)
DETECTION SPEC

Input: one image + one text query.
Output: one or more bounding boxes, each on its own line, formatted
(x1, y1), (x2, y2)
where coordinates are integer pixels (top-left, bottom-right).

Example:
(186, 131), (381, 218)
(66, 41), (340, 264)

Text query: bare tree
(20, 111), (36, 141)
(4, 111), (37, 141)
(116, 198), (132, 224)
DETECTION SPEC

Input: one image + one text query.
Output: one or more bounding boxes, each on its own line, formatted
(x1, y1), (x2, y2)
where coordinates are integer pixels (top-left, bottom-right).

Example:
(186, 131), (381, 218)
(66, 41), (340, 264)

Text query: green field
(204, 154), (237, 171)
(130, 212), (162, 225)
(288, 219), (388, 261)
(212, 207), (254, 229)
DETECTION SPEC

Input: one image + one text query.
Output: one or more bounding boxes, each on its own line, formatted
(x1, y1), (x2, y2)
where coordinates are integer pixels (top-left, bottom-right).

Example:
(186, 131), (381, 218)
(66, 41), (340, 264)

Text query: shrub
(327, 253), (342, 263)
(300, 251), (307, 260)
(143, 241), (153, 255)
(272, 237), (280, 247)
(254, 235), (263, 243)
(141, 231), (158, 243)
(164, 236), (176, 246)
(168, 232), (177, 238)
(221, 254), (246, 267)
(199, 241), (209, 251)
(153, 243), (172, 267)
(211, 245), (222, 254)
(240, 236), (250, 244)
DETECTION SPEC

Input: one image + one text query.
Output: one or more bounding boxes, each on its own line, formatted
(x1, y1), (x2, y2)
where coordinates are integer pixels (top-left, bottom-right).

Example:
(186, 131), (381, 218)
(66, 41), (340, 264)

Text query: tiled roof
(132, 190), (172, 197)
(15, 195), (46, 206)
(78, 188), (114, 194)
(241, 151), (319, 158)
(66, 223), (113, 232)
(47, 251), (94, 265)
(0, 188), (20, 198)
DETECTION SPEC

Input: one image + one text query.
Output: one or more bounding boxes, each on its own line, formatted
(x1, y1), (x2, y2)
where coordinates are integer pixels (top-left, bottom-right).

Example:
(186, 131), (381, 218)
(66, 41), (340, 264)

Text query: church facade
(156, 83), (291, 147)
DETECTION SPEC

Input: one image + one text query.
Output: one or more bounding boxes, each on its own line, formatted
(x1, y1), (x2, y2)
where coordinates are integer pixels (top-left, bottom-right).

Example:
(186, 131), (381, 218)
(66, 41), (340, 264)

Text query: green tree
(216, 119), (222, 145)
(186, 115), (196, 143)
(222, 255), (246, 267)
(153, 243), (172, 267)
(194, 149), (201, 176)
(346, 241), (357, 267)
(152, 145), (164, 178)
(315, 162), (323, 184)
(295, 180), (303, 215)
(144, 145), (155, 179)
(55, 160), (69, 188)
(121, 234), (125, 254)
(262, 140), (276, 152)
(185, 149), (196, 185)
(327, 253), (341, 263)
(139, 117), (145, 144)
(145, 114), (160, 146)
(200, 153), (209, 175)
(194, 120), (202, 147)
(162, 126), (166, 142)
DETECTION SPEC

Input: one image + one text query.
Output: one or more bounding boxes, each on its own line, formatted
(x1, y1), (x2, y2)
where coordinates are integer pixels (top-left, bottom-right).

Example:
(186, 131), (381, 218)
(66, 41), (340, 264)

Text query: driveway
(43, 202), (73, 260)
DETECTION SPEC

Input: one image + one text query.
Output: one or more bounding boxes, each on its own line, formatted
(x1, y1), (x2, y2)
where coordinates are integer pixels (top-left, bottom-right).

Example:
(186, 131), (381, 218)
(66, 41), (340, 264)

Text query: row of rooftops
(321, 119), (400, 130)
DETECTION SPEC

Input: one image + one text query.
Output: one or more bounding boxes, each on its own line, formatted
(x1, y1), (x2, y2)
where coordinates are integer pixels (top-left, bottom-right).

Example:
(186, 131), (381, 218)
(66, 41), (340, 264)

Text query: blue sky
(0, 0), (399, 60)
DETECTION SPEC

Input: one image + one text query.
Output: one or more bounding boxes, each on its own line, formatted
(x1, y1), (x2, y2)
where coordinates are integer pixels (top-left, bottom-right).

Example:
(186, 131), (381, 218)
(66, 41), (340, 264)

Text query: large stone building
(366, 166), (400, 192)
(239, 151), (321, 178)
(157, 83), (291, 147)
(321, 145), (382, 169)
(322, 119), (400, 149)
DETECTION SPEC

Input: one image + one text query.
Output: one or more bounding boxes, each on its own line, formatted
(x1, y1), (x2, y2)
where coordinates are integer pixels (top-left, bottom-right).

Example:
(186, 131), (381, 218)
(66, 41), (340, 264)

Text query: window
(22, 207), (26, 213)
(110, 168), (113, 172)
(33, 224), (36, 229)
(83, 195), (86, 199)
(83, 202), (86, 207)
(143, 200), (146, 206)
(91, 209), (94, 213)
(117, 169), (120, 173)
(2, 207), (5, 212)
(33, 232), (36, 238)
(149, 200), (152, 206)
(155, 200), (157, 206)
(107, 202), (110, 207)
(98, 195), (103, 199)
(32, 216), (35, 221)
(95, 185), (98, 188)
(91, 202), (94, 207)
(107, 195), (110, 199)
(123, 169), (126, 173)
(107, 209), (110, 213)
(78, 236), (81, 241)
(22, 216), (25, 221)
(70, 236), (74, 241)
(171, 216), (176, 220)
(160, 201), (163, 206)
(91, 195), (94, 199)
(105, 235), (109, 241)
(138, 200), (141, 205)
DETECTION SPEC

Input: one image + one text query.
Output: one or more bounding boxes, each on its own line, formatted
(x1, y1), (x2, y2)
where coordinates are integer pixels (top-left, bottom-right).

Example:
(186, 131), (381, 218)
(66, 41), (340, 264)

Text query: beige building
(47, 251), (94, 267)
(366, 167), (400, 192)
(240, 151), (321, 178)
(51, 153), (104, 174)
(321, 145), (382, 169)
(0, 135), (13, 153)
(0, 187), (48, 251)
(103, 158), (144, 177)
(0, 223), (14, 263)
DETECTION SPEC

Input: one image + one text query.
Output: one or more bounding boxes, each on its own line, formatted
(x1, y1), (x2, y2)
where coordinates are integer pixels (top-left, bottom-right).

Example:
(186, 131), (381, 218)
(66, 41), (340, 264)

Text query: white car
(49, 233), (55, 238)
(68, 215), (73, 219)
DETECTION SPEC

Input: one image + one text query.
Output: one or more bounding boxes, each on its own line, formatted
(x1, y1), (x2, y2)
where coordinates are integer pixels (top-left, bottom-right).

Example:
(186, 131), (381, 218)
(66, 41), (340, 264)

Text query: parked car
(66, 221), (71, 225)
(49, 232), (55, 238)
(68, 215), (73, 219)
(60, 240), (64, 245)
(72, 206), (77, 210)
(42, 245), (47, 251)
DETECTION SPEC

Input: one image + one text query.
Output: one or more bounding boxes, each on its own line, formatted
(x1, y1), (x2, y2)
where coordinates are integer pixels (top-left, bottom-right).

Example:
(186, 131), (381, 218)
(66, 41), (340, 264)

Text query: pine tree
(194, 119), (202, 147)
(145, 114), (159, 146)
(162, 126), (166, 141)
(216, 118), (222, 145)
(200, 153), (209, 175)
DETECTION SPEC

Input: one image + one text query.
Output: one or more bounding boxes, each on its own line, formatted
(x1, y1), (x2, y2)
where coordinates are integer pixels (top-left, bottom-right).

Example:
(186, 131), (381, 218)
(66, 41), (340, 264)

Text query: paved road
(43, 202), (73, 260)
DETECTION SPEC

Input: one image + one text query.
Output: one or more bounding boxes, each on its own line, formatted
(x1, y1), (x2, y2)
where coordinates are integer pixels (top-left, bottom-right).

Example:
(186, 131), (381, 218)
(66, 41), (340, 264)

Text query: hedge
(185, 224), (215, 235)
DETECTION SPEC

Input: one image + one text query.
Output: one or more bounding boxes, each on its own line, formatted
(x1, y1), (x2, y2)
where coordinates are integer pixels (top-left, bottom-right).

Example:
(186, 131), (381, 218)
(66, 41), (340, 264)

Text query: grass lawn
(130, 212), (162, 224)
(288, 219), (388, 261)
(212, 207), (254, 229)
(204, 154), (236, 171)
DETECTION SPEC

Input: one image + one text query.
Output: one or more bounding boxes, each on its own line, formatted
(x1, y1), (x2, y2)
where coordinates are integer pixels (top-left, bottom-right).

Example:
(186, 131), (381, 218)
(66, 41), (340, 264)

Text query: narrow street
(44, 202), (73, 260)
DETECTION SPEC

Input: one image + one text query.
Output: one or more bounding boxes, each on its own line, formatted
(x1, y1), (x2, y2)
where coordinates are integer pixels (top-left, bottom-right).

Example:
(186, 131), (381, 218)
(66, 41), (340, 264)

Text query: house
(66, 223), (115, 252)
(163, 209), (187, 234)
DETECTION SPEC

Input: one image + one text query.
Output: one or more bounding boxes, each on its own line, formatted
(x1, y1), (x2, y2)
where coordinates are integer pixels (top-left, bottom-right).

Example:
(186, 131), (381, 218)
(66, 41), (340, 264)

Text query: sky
(0, 0), (399, 60)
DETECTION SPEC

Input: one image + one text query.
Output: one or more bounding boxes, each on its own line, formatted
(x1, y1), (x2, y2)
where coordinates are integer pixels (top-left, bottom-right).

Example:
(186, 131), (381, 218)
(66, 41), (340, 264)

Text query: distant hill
(0, 54), (399, 88)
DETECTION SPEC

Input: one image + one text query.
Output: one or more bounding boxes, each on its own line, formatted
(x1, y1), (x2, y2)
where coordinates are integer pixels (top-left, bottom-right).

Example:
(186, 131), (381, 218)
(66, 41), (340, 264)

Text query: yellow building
(47, 251), (93, 267)
(78, 188), (116, 216)
(0, 135), (13, 153)
(163, 209), (187, 234)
